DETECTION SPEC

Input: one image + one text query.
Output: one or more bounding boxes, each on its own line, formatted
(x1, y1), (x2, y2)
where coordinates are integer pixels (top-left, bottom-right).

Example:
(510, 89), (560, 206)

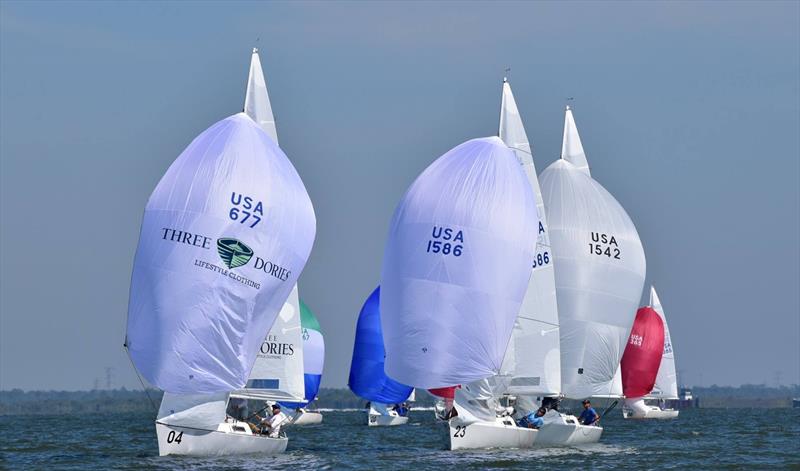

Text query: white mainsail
(561, 106), (589, 176)
(648, 286), (679, 399)
(496, 79), (561, 397)
(233, 49), (306, 403)
(244, 48), (278, 143)
(539, 107), (646, 400)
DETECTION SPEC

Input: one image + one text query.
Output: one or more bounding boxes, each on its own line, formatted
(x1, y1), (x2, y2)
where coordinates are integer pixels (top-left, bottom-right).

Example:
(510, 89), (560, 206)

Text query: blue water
(2, 408), (798, 469)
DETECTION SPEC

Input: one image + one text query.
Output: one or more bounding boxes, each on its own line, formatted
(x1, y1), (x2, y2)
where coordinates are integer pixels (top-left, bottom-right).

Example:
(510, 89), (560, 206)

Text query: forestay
(380, 137), (538, 389)
(348, 287), (413, 404)
(649, 286), (679, 399)
(497, 79), (561, 396)
(540, 109), (645, 399)
(126, 113), (316, 394)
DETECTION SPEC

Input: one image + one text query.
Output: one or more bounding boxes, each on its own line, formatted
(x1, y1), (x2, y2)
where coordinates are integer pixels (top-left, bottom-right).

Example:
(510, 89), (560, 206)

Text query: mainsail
(496, 79), (561, 396)
(232, 48), (308, 403)
(126, 112), (316, 395)
(234, 286), (305, 402)
(620, 307), (665, 399)
(348, 287), (413, 404)
(561, 105), (589, 175)
(649, 286), (679, 399)
(539, 107), (646, 399)
(380, 136), (538, 389)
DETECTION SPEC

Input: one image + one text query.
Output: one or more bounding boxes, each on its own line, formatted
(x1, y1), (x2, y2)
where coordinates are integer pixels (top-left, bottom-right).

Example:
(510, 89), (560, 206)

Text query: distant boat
(278, 300), (326, 425)
(623, 286), (680, 419)
(539, 105), (646, 443)
(378, 136), (539, 450)
(348, 287), (413, 426)
(126, 49), (316, 457)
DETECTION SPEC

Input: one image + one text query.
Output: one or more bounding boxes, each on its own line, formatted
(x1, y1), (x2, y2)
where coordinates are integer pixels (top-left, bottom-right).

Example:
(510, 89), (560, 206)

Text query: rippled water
(2, 408), (798, 469)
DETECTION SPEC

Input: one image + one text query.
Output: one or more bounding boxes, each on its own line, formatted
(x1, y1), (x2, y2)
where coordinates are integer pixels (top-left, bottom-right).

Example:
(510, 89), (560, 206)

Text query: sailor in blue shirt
(578, 400), (599, 426)
(517, 407), (547, 429)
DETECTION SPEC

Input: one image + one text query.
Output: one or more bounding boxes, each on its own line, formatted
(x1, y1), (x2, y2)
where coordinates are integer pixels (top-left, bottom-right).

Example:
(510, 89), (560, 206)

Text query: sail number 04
(453, 425), (467, 438)
(166, 430), (183, 444)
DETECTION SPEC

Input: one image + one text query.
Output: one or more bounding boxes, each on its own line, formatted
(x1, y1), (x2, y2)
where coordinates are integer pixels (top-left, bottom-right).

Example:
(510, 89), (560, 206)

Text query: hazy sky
(1, 1), (798, 391)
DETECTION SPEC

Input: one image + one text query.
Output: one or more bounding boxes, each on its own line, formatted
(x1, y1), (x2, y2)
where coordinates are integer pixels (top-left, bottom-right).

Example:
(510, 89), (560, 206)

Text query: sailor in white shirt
(260, 404), (288, 438)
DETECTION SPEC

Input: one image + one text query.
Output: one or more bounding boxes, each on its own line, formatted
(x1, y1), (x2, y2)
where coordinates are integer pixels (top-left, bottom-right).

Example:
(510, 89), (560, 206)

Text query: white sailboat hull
(447, 417), (537, 450)
(535, 414), (603, 447)
(623, 406), (679, 419)
(155, 421), (287, 457)
(290, 409), (324, 425)
(367, 413), (409, 426)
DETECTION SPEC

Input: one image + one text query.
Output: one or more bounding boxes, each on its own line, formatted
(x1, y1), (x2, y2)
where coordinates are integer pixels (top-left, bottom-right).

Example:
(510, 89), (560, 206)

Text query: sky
(1, 1), (798, 391)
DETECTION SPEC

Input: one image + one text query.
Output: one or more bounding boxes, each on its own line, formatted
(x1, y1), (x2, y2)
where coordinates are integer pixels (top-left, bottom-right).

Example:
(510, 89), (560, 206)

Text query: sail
(497, 80), (561, 396)
(234, 285), (305, 402)
(244, 48), (278, 143)
(157, 392), (229, 429)
(380, 137), (538, 389)
(348, 287), (413, 404)
(540, 109), (645, 399)
(429, 387), (457, 399)
(621, 307), (665, 399)
(649, 286), (679, 399)
(280, 299), (326, 408)
(126, 113), (316, 394)
(561, 106), (589, 176)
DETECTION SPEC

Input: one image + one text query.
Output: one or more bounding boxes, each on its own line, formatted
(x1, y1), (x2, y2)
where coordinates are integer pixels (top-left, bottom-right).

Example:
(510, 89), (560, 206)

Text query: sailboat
(348, 287), (414, 426)
(279, 300), (326, 425)
(378, 137), (539, 449)
(623, 286), (680, 419)
(441, 78), (562, 450)
(537, 105), (646, 445)
(126, 49), (316, 457)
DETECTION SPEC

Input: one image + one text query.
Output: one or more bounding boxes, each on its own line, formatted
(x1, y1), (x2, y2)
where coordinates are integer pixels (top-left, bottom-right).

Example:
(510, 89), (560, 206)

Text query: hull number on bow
(453, 425), (467, 438)
(427, 226), (464, 257)
(166, 430), (183, 444)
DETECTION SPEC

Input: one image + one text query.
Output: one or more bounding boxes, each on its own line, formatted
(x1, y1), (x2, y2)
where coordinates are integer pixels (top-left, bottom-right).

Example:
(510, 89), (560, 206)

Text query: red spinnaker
(621, 307), (665, 398)
(428, 386), (457, 399)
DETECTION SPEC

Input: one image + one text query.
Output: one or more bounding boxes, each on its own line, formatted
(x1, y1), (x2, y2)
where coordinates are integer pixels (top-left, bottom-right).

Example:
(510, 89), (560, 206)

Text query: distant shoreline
(1, 385), (798, 415)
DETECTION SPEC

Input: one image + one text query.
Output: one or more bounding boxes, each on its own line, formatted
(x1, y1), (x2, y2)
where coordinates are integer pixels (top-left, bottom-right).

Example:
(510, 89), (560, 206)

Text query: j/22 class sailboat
(623, 286), (680, 419)
(378, 136), (539, 449)
(536, 105), (646, 445)
(348, 287), (414, 426)
(125, 49), (316, 457)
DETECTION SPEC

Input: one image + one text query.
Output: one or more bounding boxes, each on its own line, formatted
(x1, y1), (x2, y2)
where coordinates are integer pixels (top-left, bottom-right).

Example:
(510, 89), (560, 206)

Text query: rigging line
(124, 346), (159, 414)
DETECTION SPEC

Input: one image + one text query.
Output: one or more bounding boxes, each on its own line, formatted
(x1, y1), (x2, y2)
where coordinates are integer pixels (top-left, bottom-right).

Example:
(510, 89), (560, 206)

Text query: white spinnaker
(157, 392), (229, 429)
(649, 286), (679, 399)
(540, 154), (645, 398)
(561, 106), (589, 176)
(238, 49), (305, 402)
(380, 137), (538, 389)
(244, 48), (278, 143)
(233, 285), (305, 401)
(497, 80), (561, 396)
